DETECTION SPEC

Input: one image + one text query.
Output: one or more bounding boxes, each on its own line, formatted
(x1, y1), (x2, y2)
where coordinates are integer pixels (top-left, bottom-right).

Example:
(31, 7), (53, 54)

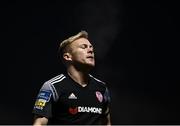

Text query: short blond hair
(58, 30), (88, 61)
(59, 30), (88, 51)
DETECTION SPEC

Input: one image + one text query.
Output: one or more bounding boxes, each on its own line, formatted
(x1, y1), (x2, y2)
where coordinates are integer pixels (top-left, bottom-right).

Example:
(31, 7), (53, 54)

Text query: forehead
(70, 37), (92, 46)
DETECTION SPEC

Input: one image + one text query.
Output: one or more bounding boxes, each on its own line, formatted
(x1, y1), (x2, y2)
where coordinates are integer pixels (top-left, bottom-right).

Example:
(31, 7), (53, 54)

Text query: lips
(86, 56), (94, 59)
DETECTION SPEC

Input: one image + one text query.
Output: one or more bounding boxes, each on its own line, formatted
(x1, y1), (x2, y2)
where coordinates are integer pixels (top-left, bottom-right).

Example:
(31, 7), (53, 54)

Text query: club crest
(95, 91), (103, 102)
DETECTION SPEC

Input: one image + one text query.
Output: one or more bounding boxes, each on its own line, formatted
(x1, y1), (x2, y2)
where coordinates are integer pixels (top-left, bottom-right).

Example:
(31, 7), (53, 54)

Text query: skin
(33, 116), (48, 125)
(64, 37), (95, 86)
(64, 37), (95, 71)
(33, 37), (111, 125)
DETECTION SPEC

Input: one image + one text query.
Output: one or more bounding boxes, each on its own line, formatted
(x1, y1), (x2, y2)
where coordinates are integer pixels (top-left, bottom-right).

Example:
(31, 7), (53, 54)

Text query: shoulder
(89, 74), (110, 96)
(41, 74), (67, 90)
(39, 74), (67, 101)
(89, 74), (107, 87)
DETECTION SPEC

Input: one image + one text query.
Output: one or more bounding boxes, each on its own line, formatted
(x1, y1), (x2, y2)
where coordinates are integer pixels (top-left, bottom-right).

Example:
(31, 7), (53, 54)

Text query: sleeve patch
(37, 90), (51, 102)
(34, 99), (46, 110)
(34, 90), (52, 110)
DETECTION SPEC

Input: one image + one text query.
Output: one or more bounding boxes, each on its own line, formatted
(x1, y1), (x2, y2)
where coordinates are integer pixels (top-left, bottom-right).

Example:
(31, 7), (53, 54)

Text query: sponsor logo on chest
(67, 91), (103, 115)
(69, 106), (102, 115)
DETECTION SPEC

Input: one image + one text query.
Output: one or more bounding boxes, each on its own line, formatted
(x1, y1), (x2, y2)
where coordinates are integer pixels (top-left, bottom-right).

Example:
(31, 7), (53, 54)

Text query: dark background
(2, 0), (180, 124)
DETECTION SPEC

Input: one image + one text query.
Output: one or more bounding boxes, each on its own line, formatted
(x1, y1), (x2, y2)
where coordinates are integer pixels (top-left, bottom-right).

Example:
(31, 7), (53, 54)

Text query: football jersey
(32, 73), (111, 125)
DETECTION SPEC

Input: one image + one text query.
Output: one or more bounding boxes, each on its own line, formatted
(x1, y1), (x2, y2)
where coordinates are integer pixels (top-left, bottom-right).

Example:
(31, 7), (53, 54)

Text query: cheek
(72, 51), (85, 60)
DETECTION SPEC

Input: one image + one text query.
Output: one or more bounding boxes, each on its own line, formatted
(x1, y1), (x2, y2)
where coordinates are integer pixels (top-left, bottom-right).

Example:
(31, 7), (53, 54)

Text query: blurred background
(2, 0), (180, 124)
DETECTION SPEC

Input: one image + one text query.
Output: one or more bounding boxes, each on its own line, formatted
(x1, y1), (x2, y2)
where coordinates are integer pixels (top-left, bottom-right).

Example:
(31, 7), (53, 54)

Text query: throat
(67, 71), (89, 87)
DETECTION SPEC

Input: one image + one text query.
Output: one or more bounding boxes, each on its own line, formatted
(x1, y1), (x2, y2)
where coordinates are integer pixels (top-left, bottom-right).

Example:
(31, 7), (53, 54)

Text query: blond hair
(58, 30), (88, 61)
(59, 30), (88, 51)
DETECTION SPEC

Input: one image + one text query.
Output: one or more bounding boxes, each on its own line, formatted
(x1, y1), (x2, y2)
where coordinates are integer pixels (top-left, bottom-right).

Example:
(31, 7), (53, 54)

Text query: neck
(67, 65), (90, 87)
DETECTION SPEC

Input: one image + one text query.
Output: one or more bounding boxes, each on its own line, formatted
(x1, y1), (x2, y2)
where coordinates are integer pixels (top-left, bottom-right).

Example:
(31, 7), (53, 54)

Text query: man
(32, 31), (111, 125)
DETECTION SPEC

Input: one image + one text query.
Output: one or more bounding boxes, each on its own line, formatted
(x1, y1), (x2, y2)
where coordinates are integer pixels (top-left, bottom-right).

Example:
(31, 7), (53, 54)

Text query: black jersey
(32, 73), (111, 125)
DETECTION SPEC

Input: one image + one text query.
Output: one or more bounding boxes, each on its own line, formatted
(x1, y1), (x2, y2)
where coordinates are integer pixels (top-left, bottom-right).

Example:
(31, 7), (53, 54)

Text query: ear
(63, 53), (72, 61)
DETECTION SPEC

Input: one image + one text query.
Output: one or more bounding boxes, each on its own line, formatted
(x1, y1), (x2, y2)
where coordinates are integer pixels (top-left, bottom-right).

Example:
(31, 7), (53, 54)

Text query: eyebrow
(79, 43), (93, 48)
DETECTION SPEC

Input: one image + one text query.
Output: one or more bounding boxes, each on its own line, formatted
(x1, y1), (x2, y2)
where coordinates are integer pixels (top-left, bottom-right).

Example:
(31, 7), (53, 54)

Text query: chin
(85, 62), (95, 68)
(88, 61), (95, 66)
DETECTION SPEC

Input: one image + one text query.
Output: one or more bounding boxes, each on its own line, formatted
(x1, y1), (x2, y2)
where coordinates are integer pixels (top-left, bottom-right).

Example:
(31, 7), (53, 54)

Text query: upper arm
(104, 87), (111, 115)
(32, 82), (55, 121)
(105, 87), (111, 125)
(106, 113), (111, 126)
(101, 109), (111, 125)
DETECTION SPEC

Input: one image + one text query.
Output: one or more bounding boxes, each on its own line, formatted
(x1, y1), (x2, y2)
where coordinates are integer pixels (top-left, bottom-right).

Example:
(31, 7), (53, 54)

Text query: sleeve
(32, 82), (55, 118)
(103, 87), (111, 116)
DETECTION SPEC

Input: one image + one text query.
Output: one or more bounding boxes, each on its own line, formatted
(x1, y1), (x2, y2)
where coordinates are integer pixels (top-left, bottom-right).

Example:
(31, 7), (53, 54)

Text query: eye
(80, 44), (87, 49)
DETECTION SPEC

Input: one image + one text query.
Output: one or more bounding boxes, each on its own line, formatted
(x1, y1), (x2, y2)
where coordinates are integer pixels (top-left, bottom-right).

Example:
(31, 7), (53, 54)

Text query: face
(66, 37), (95, 67)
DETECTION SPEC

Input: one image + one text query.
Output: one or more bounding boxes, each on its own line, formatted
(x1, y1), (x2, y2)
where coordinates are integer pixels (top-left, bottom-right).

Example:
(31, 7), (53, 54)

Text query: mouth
(86, 56), (94, 59)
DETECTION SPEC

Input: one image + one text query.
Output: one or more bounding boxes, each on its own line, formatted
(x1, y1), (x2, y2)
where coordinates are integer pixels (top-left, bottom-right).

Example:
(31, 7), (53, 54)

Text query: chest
(52, 77), (109, 116)
(53, 85), (106, 115)
(59, 87), (105, 107)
